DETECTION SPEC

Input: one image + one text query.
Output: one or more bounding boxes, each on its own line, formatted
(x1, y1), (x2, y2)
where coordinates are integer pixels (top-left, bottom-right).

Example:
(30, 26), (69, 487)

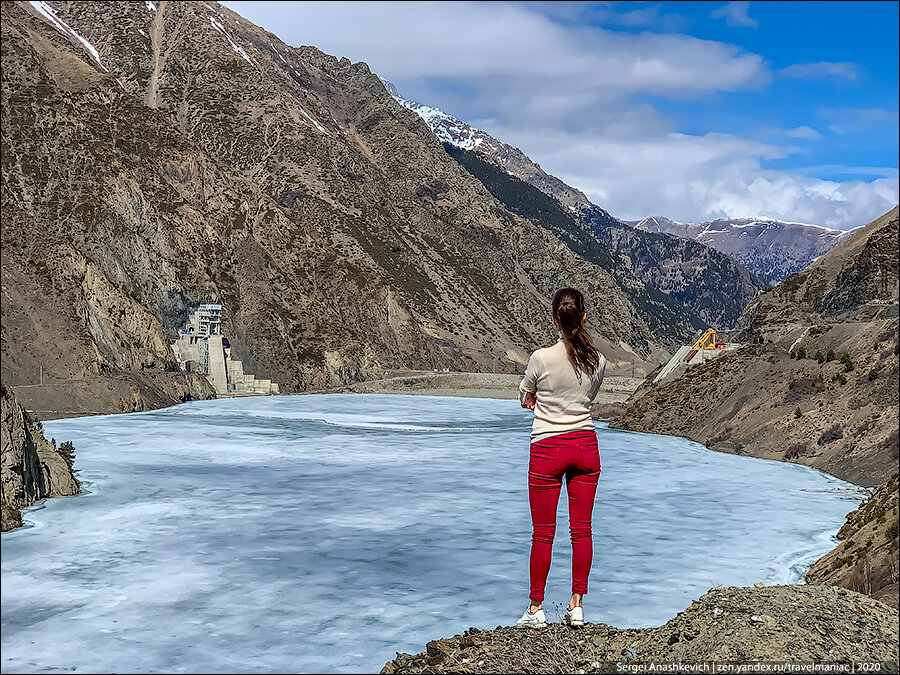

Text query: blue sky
(224, 1), (899, 228)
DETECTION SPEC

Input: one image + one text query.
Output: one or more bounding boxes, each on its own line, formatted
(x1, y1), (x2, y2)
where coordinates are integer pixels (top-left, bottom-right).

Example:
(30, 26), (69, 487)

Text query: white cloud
(486, 123), (898, 229)
(710, 1), (758, 28)
(224, 0), (897, 230)
(822, 107), (899, 136)
(785, 126), (823, 140)
(781, 61), (860, 82)
(519, 2), (690, 32)
(225, 1), (769, 96)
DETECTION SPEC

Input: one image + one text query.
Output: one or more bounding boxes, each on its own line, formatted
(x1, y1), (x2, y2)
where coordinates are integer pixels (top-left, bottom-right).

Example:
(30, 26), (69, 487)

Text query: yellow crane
(683, 328), (725, 363)
(692, 328), (721, 350)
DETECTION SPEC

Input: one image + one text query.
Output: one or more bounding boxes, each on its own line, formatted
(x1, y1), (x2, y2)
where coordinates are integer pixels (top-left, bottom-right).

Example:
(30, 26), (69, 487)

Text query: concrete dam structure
(171, 304), (279, 396)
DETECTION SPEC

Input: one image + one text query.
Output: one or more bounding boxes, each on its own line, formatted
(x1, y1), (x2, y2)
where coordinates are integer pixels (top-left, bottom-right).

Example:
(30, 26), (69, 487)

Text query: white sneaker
(562, 605), (584, 627)
(515, 607), (547, 629)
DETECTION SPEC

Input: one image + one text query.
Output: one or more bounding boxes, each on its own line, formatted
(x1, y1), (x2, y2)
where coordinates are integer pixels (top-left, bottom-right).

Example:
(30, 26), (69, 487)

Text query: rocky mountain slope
(1, 383), (80, 531)
(635, 215), (849, 284)
(807, 471), (899, 609)
(389, 84), (765, 329)
(612, 206), (899, 488)
(1, 0), (694, 416)
(381, 585), (899, 673)
(442, 144), (706, 338)
(580, 206), (765, 328)
(383, 79), (591, 210)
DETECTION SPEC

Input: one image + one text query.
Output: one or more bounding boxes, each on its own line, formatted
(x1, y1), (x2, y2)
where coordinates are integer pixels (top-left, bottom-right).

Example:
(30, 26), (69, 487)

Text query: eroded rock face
(807, 472), (900, 609)
(1, 384), (80, 531)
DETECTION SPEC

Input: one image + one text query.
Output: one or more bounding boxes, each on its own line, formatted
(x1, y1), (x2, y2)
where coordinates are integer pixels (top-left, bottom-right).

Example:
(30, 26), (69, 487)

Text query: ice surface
(1, 395), (864, 674)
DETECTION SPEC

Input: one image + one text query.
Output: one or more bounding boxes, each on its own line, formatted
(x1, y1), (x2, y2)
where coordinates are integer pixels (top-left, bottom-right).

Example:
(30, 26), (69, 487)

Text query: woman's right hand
(521, 391), (537, 410)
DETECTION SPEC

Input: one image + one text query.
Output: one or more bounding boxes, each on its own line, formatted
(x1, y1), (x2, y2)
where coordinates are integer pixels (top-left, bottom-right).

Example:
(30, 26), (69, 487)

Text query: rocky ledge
(381, 585), (899, 673)
(1, 383), (80, 531)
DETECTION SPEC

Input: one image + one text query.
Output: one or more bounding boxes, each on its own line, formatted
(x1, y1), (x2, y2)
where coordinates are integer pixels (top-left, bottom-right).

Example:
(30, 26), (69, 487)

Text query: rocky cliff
(1, 0), (693, 416)
(806, 472), (899, 609)
(381, 585), (899, 673)
(612, 207), (899, 488)
(1, 383), (80, 531)
(634, 215), (849, 285)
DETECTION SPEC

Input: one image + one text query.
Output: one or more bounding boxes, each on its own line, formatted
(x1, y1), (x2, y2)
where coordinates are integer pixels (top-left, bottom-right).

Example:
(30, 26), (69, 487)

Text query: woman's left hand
(521, 391), (536, 410)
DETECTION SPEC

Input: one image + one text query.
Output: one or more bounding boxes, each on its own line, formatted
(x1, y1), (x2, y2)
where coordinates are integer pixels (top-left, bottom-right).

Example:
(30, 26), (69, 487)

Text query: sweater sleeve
(519, 350), (540, 399)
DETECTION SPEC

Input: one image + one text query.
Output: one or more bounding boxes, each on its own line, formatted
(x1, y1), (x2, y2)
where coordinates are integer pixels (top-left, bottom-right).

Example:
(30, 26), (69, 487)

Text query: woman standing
(516, 288), (606, 629)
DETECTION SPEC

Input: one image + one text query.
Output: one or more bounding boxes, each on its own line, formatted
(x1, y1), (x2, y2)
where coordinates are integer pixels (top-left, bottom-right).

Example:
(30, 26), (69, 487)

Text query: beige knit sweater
(518, 336), (607, 443)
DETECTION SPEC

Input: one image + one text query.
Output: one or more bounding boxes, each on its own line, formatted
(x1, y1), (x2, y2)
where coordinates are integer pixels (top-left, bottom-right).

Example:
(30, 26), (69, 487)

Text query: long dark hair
(552, 288), (601, 377)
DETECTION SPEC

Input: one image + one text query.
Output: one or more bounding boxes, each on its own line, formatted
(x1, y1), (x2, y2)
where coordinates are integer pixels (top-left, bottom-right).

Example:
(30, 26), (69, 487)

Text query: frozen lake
(1, 394), (865, 673)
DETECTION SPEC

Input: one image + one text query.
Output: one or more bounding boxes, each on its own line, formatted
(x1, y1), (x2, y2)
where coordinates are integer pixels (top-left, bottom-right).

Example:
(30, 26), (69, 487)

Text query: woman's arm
(519, 352), (540, 409)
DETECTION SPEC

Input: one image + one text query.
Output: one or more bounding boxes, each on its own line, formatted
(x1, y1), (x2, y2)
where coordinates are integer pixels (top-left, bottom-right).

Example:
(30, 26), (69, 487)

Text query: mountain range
(386, 83), (852, 290)
(2, 0), (695, 417)
(634, 215), (849, 285)
(386, 81), (771, 328)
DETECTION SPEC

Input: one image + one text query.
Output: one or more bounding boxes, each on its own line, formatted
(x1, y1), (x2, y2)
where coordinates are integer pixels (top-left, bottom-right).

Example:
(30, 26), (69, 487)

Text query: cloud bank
(225, 0), (899, 229)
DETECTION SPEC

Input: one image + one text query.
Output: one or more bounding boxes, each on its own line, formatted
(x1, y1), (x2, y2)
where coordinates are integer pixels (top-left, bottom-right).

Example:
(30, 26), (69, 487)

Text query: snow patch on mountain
(379, 77), (593, 209)
(27, 1), (107, 72)
(209, 16), (253, 66)
(299, 107), (328, 134)
(379, 77), (501, 153)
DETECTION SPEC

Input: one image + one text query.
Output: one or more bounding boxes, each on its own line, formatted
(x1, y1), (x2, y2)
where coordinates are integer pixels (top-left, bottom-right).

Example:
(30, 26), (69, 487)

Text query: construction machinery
(683, 328), (725, 363)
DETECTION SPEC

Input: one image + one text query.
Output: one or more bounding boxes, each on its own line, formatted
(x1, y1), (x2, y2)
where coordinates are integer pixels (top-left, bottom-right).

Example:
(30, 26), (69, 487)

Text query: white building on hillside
(172, 304), (279, 396)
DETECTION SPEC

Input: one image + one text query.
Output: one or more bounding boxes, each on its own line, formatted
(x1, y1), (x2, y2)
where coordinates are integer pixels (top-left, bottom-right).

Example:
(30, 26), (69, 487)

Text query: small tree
(868, 369), (878, 381)
(842, 353), (855, 372)
(826, 349), (836, 362)
(22, 409), (43, 432)
(794, 407), (803, 419)
(815, 350), (825, 363)
(57, 441), (76, 468)
(797, 346), (807, 359)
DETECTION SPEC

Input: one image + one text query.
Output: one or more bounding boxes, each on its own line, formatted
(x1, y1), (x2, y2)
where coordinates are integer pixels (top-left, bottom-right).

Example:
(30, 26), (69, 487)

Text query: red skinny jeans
(528, 429), (601, 603)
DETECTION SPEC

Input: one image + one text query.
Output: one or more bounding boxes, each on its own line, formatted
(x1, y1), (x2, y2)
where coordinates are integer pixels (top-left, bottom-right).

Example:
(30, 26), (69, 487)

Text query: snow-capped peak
(379, 78), (495, 153)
